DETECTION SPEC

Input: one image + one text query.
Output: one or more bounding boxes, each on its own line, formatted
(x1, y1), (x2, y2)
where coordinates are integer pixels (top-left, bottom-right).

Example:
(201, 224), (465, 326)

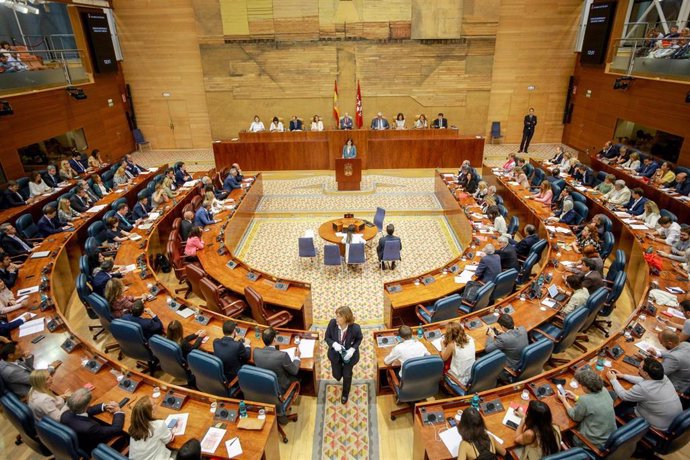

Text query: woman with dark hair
(128, 396), (175, 459)
(269, 116), (284, 132)
(572, 223), (600, 254)
(456, 407), (506, 459)
(324, 306), (362, 404)
(462, 170), (478, 194)
(514, 400), (561, 459)
(88, 149), (105, 169)
(166, 319), (205, 358)
(395, 112), (406, 129)
(342, 138), (357, 159)
(486, 205), (507, 235)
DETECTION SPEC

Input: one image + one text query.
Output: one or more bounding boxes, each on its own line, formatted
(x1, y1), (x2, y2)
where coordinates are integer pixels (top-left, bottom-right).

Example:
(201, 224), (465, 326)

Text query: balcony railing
(608, 37), (690, 84)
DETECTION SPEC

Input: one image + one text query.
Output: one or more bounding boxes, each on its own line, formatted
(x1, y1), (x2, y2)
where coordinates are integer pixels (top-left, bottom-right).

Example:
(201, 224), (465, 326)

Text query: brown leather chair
(244, 286), (292, 328)
(200, 277), (246, 317)
(166, 240), (192, 297)
(182, 203), (194, 216)
(213, 172), (223, 190)
(191, 195), (202, 211)
(172, 217), (181, 231)
(185, 264), (206, 301)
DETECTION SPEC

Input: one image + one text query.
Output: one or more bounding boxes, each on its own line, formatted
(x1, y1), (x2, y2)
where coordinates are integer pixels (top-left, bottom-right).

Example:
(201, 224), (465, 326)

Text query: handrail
(607, 37), (690, 84)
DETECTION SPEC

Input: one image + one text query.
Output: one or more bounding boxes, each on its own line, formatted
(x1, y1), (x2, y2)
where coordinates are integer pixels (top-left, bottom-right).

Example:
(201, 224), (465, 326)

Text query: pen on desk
(228, 437), (238, 447)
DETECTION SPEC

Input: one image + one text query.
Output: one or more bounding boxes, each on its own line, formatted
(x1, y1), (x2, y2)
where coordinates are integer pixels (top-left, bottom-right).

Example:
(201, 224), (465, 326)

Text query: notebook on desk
(547, 284), (567, 302)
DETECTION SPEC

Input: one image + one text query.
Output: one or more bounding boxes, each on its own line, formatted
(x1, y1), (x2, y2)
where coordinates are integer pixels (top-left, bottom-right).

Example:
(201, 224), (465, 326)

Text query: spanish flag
(333, 80), (340, 125)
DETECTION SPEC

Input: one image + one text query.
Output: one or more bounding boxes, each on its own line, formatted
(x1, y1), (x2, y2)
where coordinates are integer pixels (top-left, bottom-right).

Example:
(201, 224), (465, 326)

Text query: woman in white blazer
(27, 369), (68, 421)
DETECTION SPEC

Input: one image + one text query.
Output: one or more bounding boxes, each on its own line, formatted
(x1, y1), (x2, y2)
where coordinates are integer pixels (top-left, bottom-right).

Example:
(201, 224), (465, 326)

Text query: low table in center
(318, 217), (379, 255)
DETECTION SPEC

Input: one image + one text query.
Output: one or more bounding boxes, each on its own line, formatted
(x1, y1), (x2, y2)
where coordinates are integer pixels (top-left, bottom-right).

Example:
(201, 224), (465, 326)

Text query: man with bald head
(370, 112), (389, 130)
(667, 171), (690, 196)
(651, 329), (690, 392)
(180, 210), (195, 241)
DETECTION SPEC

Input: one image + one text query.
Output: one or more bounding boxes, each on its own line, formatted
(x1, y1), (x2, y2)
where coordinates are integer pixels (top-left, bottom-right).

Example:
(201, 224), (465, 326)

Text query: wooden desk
(213, 129), (485, 171)
(318, 217), (378, 255)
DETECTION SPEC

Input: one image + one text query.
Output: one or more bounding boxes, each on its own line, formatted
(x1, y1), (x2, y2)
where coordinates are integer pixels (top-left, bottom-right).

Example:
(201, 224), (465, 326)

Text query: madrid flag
(355, 80), (363, 128)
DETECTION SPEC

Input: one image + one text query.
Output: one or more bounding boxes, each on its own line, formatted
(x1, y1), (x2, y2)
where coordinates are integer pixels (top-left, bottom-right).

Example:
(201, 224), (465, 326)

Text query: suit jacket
(377, 235), (402, 260)
(91, 182), (111, 198)
(194, 208), (214, 227)
(582, 270), (604, 294)
(116, 212), (134, 231)
(580, 169), (594, 186)
(626, 196), (648, 216)
(0, 233), (32, 257)
(560, 209), (579, 226)
(3, 189), (25, 207)
(213, 336), (249, 381)
(514, 234), (539, 258)
(132, 202), (149, 220)
(673, 180), (690, 196)
(485, 327), (529, 370)
(60, 405), (126, 454)
(0, 317), (24, 338)
(523, 114), (537, 132)
(68, 158), (86, 174)
(601, 145), (618, 159)
(289, 119), (303, 131)
(43, 172), (62, 188)
(0, 355), (33, 396)
(324, 320), (362, 367)
(122, 313), (163, 340)
(640, 162), (659, 178)
(223, 175), (242, 191)
(174, 169), (190, 186)
(340, 117), (353, 130)
(37, 215), (62, 238)
(370, 118), (389, 130)
(0, 267), (18, 289)
(253, 346), (300, 393)
(91, 270), (113, 297)
(497, 244), (519, 271)
(180, 219), (194, 241)
(432, 118), (448, 129)
(125, 160), (144, 177)
(70, 195), (90, 213)
(475, 253), (501, 284)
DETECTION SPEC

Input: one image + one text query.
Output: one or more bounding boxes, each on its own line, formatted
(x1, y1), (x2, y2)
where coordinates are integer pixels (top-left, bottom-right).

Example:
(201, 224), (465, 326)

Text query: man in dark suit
(598, 141), (618, 159)
(340, 113), (353, 130)
(180, 211), (194, 241)
(496, 235), (519, 271)
(79, 181), (99, 204)
(574, 164), (594, 186)
(91, 259), (123, 297)
(370, 112), (389, 130)
(289, 115), (303, 131)
(253, 328), (301, 398)
(70, 188), (91, 213)
(0, 223), (35, 259)
(212, 320), (250, 381)
(638, 158), (659, 178)
(37, 205), (70, 238)
(514, 224), (539, 258)
(122, 301), (163, 340)
(485, 314), (529, 383)
(475, 244), (501, 284)
(580, 258), (604, 293)
(174, 162), (193, 186)
(377, 223), (402, 270)
(626, 188), (648, 216)
(223, 168), (242, 191)
(518, 108), (537, 153)
(68, 152), (87, 175)
(667, 172), (690, 196)
(194, 202), (215, 228)
(43, 165), (62, 188)
(60, 388), (126, 454)
(3, 181), (27, 208)
(115, 203), (135, 231)
(132, 196), (150, 220)
(124, 153), (144, 177)
(431, 112), (448, 129)
(0, 254), (19, 288)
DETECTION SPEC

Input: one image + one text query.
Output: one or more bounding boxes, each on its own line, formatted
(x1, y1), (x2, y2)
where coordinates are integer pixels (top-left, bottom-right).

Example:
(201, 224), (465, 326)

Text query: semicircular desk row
(8, 167), (320, 460)
(395, 167), (687, 459)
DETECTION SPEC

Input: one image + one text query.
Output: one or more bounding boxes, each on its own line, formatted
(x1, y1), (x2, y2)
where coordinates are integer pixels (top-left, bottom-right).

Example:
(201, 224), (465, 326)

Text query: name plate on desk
(274, 334), (291, 345)
(465, 319), (483, 330)
(386, 284), (402, 294)
(528, 382), (554, 400)
(424, 329), (442, 340)
(246, 272), (259, 282)
(480, 399), (504, 415)
(376, 336), (400, 348)
(422, 276), (436, 286)
(226, 260), (238, 270)
(274, 282), (290, 291)
(118, 378), (141, 393)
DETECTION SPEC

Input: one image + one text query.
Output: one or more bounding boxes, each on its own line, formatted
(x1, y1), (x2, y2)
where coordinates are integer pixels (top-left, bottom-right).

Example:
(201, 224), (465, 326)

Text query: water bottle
(255, 327), (261, 339)
(417, 323), (424, 339)
(239, 400), (247, 418)
(471, 394), (480, 409)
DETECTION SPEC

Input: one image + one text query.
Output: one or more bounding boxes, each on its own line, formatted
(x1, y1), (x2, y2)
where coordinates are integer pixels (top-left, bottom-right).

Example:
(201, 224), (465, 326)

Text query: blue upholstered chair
(387, 355), (444, 420)
(15, 214), (41, 241)
(444, 350), (507, 396)
(532, 306), (589, 366)
(570, 191), (587, 203)
(346, 243), (366, 268)
(491, 268), (518, 302)
(415, 294), (462, 324)
(490, 122), (503, 144)
(497, 204), (508, 218)
(381, 239), (402, 270)
(87, 221), (108, 245)
(641, 408), (690, 456)
(110, 197), (127, 211)
(542, 447), (592, 460)
(507, 216), (519, 237)
(516, 253), (538, 285)
(85, 293), (120, 354)
(0, 393), (51, 456)
(573, 201), (589, 225)
(149, 335), (194, 386)
(76, 273), (104, 339)
(323, 244), (343, 274)
(92, 443), (128, 460)
(188, 349), (239, 398)
(660, 209), (678, 222)
(578, 287), (609, 335)
(373, 207), (386, 234)
(594, 271), (626, 337)
(238, 365), (300, 443)
(110, 319), (157, 374)
(531, 168), (545, 186)
(600, 231), (615, 260)
(523, 238), (547, 264)
(298, 237), (317, 264)
(36, 417), (89, 460)
(459, 281), (495, 314)
(572, 417), (649, 459)
(505, 338), (555, 382)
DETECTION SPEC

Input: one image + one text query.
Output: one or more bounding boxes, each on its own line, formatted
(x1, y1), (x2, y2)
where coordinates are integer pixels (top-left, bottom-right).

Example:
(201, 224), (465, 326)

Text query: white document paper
(666, 308), (685, 319)
(176, 308), (195, 319)
(183, 180), (199, 187)
(15, 295), (29, 304)
(431, 336), (444, 352)
(464, 264), (478, 272)
(138, 223), (153, 231)
(554, 227), (571, 234)
(129, 234), (143, 241)
(283, 347), (297, 361)
(30, 251), (51, 259)
(622, 218), (638, 224)
(86, 204), (107, 213)
(439, 427), (462, 457)
(121, 264), (137, 273)
(19, 317), (45, 337)
(147, 167), (158, 172)
(614, 211), (631, 218)
(455, 270), (474, 284)
(17, 286), (39, 296)
(635, 341), (655, 353)
(114, 188), (125, 194)
(298, 339), (316, 359)
(630, 224), (649, 231)
(541, 298), (557, 309)
(502, 407), (522, 427)
(225, 437), (243, 459)
(488, 430), (504, 445)
(200, 427), (226, 454)
(148, 212), (161, 220)
(165, 413), (189, 436)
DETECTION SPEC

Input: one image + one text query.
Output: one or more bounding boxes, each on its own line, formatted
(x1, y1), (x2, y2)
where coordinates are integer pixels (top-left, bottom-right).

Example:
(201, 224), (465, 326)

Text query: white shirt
(658, 222), (681, 246)
(493, 216), (507, 235)
(641, 212), (660, 228)
(311, 120), (324, 131)
(269, 121), (284, 132)
(249, 121), (265, 132)
(415, 119), (427, 128)
(29, 180), (51, 197)
(384, 339), (430, 367)
(395, 119), (405, 129)
(128, 420), (174, 460)
(604, 186), (631, 206)
(97, 183), (109, 195)
(449, 337), (475, 384)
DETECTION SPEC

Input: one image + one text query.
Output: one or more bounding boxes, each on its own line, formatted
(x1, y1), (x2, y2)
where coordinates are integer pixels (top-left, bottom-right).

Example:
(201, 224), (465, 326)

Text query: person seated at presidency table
(621, 152), (641, 171)
(652, 161), (676, 187)
(666, 171), (690, 196)
(455, 407), (507, 460)
(269, 116), (284, 132)
(658, 224), (690, 262)
(529, 181), (553, 207)
(194, 200), (217, 228)
(377, 223), (401, 270)
(123, 301), (164, 340)
(383, 325), (430, 372)
(342, 138), (357, 159)
(223, 168), (242, 191)
(310, 114), (324, 132)
(113, 165), (130, 188)
(0, 223), (36, 259)
(253, 328), (301, 403)
(57, 197), (80, 225)
(128, 396), (175, 460)
(598, 140), (617, 159)
(3, 181), (29, 207)
(37, 204), (72, 238)
(601, 180), (631, 207)
(624, 187), (647, 216)
(27, 369), (70, 422)
(248, 115), (265, 133)
(325, 306), (362, 404)
(606, 357), (682, 431)
(60, 388), (127, 455)
(557, 367), (616, 450)
(68, 151), (88, 175)
(513, 401), (562, 459)
(649, 329), (690, 392)
(394, 112), (406, 130)
(166, 319), (205, 359)
(594, 174), (616, 195)
(431, 112), (448, 129)
(184, 226), (205, 258)
(88, 149), (105, 169)
(339, 113), (353, 130)
(179, 211), (195, 241)
(28, 172), (52, 198)
(42, 164), (62, 188)
(440, 322), (475, 386)
(636, 156), (659, 179)
(514, 224), (538, 258)
(59, 160), (76, 182)
(213, 320), (250, 382)
(0, 254), (20, 289)
(650, 216), (681, 246)
(289, 115), (303, 131)
(496, 235), (519, 271)
(106, 277), (143, 319)
(0, 278), (27, 315)
(370, 112), (389, 130)
(485, 313), (528, 383)
(0, 341), (61, 397)
(92, 258), (124, 297)
(91, 173), (111, 198)
(174, 162), (193, 187)
(414, 113), (428, 129)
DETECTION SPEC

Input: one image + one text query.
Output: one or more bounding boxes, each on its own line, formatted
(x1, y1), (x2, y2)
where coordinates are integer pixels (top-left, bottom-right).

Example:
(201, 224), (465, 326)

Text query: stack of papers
(298, 339), (316, 359)
(665, 307), (685, 319)
(17, 286), (39, 296)
(87, 205), (107, 213)
(148, 212), (161, 220)
(138, 223), (153, 231)
(502, 406), (522, 427)
(541, 298), (557, 309)
(19, 317), (44, 337)
(164, 413), (189, 435)
(176, 308), (195, 319)
(439, 427), (462, 456)
(630, 224), (649, 230)
(129, 234), (143, 241)
(455, 270), (474, 284)
(464, 264), (478, 272)
(183, 180), (199, 187)
(30, 251), (51, 259)
(200, 427), (226, 454)
(284, 347), (297, 361)
(614, 211), (631, 218)
(121, 264), (137, 273)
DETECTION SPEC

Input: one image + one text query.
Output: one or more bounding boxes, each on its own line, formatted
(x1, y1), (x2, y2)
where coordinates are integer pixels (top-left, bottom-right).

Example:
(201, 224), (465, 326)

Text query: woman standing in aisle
(324, 306), (362, 404)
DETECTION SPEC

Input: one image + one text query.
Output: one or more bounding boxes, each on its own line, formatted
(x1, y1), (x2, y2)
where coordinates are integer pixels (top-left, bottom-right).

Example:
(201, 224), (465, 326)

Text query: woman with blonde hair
(440, 322), (475, 385)
(57, 196), (80, 224)
(161, 176), (178, 198)
(325, 306), (363, 404)
(59, 160), (75, 181)
(27, 369), (69, 421)
(151, 182), (170, 208)
(128, 396), (175, 460)
(514, 166), (530, 188)
(105, 277), (142, 318)
(621, 152), (640, 170)
(530, 181), (553, 206)
(637, 200), (661, 228)
(474, 181), (489, 200)
(113, 166), (129, 187)
(0, 278), (25, 315)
